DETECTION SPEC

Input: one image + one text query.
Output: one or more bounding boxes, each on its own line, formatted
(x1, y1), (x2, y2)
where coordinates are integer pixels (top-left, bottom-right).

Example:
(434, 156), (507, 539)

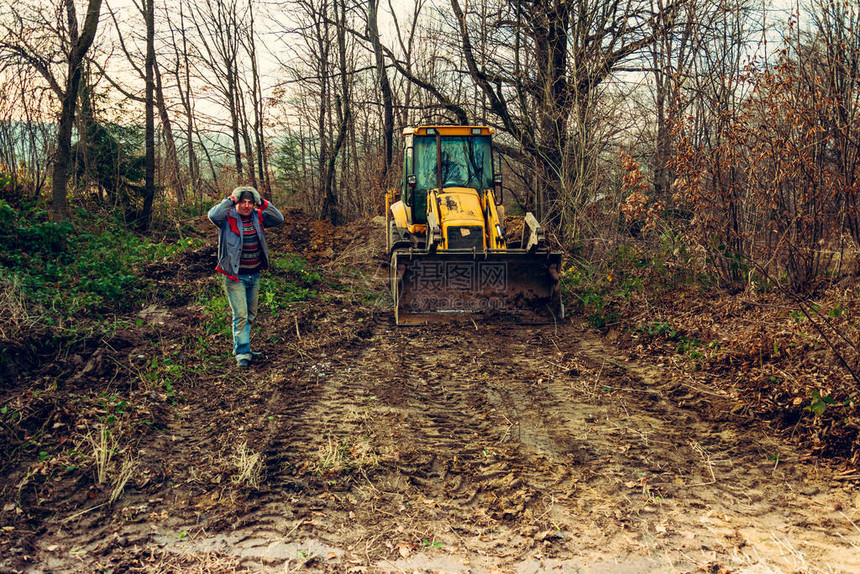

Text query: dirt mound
(269, 208), (380, 266)
(145, 244), (215, 282)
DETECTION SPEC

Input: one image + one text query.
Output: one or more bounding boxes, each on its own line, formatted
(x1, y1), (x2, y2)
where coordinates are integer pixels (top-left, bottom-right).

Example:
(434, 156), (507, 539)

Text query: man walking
(208, 186), (284, 368)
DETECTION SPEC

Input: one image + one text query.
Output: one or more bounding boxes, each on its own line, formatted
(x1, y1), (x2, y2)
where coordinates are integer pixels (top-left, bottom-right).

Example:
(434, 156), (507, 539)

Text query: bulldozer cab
(388, 125), (563, 325)
(403, 129), (494, 225)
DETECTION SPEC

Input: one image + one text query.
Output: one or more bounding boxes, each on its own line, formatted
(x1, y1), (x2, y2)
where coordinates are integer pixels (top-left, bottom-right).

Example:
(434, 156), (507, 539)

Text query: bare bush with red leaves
(672, 21), (860, 294)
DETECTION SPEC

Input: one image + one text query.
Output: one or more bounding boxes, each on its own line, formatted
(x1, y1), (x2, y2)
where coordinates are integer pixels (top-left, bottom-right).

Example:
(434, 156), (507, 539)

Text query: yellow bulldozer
(385, 125), (563, 325)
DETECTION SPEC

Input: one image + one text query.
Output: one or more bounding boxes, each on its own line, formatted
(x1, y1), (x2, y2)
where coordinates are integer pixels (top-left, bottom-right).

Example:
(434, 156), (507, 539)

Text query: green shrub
(265, 254), (321, 307)
(0, 202), (193, 325)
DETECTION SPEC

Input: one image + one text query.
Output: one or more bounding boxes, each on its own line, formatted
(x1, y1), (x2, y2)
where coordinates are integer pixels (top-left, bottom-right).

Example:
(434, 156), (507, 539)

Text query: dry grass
(110, 456), (137, 503)
(231, 442), (264, 489)
(316, 436), (346, 474)
(0, 276), (36, 340)
(314, 435), (379, 476)
(85, 424), (137, 504)
(87, 424), (117, 485)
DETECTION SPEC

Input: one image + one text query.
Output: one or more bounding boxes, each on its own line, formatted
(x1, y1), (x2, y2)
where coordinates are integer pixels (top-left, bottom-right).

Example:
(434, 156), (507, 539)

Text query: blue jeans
(223, 273), (259, 362)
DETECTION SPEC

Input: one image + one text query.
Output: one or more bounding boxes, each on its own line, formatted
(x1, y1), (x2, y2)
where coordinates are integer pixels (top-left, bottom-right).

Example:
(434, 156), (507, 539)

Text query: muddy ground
(1, 211), (859, 573)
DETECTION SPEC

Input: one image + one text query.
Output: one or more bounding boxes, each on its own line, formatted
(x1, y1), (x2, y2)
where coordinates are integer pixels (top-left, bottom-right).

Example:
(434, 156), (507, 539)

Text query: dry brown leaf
(395, 540), (414, 558)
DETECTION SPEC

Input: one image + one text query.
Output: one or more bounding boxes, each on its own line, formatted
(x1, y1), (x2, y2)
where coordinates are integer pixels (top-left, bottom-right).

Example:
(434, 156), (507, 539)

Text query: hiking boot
(250, 351), (266, 361)
(237, 358), (251, 369)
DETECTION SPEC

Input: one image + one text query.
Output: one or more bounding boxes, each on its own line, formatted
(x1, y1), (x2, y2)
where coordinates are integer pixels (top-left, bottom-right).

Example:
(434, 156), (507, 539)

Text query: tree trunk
(140, 0), (156, 231)
(246, 1), (268, 193)
(368, 0), (394, 181)
(154, 57), (184, 202)
(52, 87), (77, 222)
(229, 78), (243, 181)
(322, 0), (351, 224)
(177, 1), (200, 198)
(238, 90), (257, 187)
(316, 0), (330, 219)
(51, 0), (103, 222)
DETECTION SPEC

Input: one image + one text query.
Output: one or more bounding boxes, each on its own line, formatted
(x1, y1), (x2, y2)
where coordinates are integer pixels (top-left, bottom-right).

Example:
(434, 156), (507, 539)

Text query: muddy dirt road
(2, 215), (860, 573)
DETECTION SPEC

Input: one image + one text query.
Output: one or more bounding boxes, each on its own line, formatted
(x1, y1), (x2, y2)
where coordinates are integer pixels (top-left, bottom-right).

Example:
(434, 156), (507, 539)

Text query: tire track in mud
(33, 367), (302, 568)
(373, 331), (514, 505)
(375, 327), (586, 516)
(207, 323), (463, 557)
(192, 322), (593, 567)
(138, 340), (374, 564)
(138, 316), (860, 573)
(546, 329), (860, 572)
(336, 320), (860, 572)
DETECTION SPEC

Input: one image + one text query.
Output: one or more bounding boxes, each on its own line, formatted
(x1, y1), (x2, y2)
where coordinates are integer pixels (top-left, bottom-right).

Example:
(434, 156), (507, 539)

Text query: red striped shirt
(239, 215), (263, 274)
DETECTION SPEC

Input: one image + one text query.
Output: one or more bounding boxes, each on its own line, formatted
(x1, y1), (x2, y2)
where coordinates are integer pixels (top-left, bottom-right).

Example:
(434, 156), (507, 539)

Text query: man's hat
(233, 186), (257, 203)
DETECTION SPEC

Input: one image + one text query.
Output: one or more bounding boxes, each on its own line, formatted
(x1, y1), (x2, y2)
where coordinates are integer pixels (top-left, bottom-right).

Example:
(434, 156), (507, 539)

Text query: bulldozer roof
(403, 126), (494, 137)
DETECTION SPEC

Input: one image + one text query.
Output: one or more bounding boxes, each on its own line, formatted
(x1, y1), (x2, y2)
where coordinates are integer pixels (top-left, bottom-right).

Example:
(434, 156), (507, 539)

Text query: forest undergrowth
(566, 231), (860, 474)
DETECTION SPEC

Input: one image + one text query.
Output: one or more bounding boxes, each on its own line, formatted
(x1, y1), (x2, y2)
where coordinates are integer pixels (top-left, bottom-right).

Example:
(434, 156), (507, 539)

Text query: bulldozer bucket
(390, 250), (563, 325)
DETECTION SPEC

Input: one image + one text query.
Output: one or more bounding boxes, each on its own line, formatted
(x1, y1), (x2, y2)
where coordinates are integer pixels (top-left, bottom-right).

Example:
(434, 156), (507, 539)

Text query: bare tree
(0, 0), (104, 221)
(166, 0), (203, 197)
(647, 0), (706, 200)
(386, 0), (425, 126)
(137, 0), (157, 230)
(189, 0), (249, 184)
(806, 0), (860, 252)
(240, 0), (269, 193)
(276, 0), (339, 219)
(367, 0), (394, 180)
(103, 0), (186, 206)
(0, 68), (52, 202)
(377, 8), (469, 125)
(671, 0), (758, 285)
(444, 0), (677, 238)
